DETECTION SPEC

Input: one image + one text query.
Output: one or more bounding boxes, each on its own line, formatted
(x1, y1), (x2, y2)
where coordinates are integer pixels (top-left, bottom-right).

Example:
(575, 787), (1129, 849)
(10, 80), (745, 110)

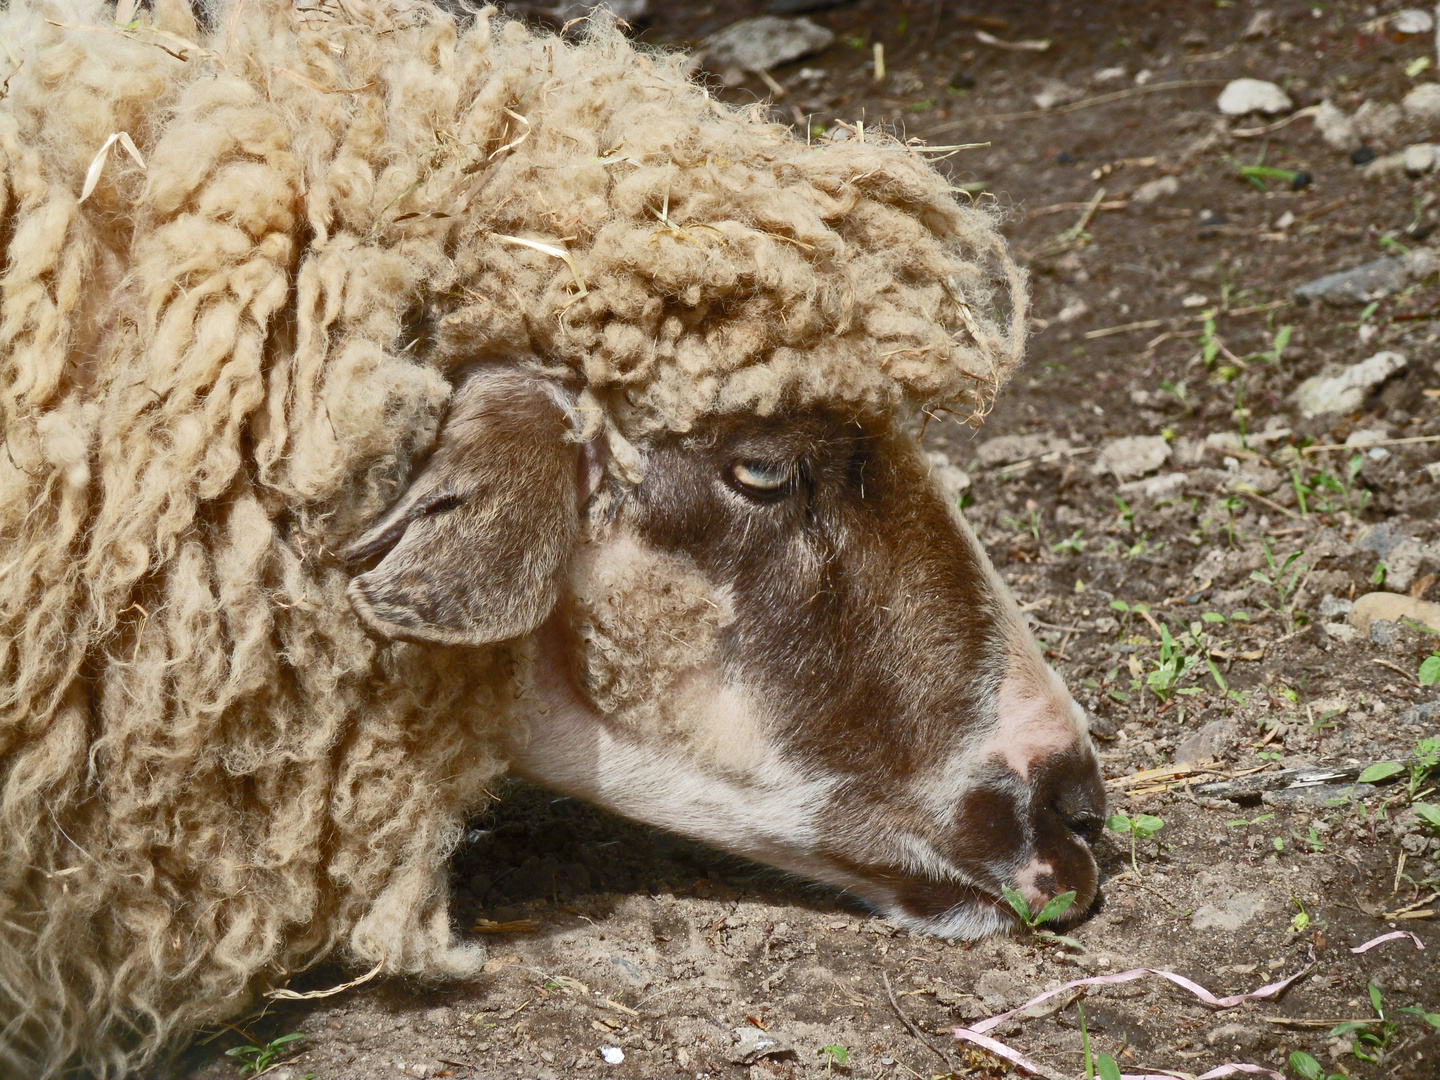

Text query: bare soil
(170, 2), (1440, 1079)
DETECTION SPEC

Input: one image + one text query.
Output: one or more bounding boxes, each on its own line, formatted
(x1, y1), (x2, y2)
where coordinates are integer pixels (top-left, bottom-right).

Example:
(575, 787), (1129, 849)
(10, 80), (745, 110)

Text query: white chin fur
(880, 900), (1013, 940)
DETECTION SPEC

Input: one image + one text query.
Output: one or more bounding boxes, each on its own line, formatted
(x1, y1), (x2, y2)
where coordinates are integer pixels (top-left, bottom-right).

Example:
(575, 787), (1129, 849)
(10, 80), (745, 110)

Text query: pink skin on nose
(1013, 856), (1057, 908)
(988, 671), (1081, 781)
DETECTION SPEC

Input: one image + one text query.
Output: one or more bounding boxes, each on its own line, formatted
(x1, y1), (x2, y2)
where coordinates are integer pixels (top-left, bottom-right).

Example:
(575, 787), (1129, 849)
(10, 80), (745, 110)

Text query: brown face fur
(347, 369), (1106, 937)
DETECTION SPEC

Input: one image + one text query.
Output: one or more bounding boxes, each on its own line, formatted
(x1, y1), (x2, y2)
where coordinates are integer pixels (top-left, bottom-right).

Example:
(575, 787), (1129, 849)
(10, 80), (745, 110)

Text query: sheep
(0, 0), (1104, 1076)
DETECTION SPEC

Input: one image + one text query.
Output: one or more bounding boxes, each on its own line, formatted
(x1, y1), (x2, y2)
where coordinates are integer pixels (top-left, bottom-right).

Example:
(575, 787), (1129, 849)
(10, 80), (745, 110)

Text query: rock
(1323, 622), (1361, 644)
(1428, 461), (1440, 483)
(1294, 258), (1409, 305)
(1318, 594), (1354, 620)
(1094, 435), (1171, 480)
(702, 16), (833, 72)
(1243, 10), (1275, 38)
(1175, 719), (1238, 764)
(1207, 1022), (1264, 1049)
(1117, 471), (1188, 501)
(1217, 78), (1293, 116)
(925, 451), (971, 503)
(1033, 78), (1082, 110)
(1403, 83), (1440, 120)
(1314, 101), (1360, 150)
(1351, 145), (1378, 166)
(972, 434), (1067, 467)
(729, 1028), (795, 1065)
(1404, 143), (1439, 175)
(551, 0), (649, 21)
(1379, 538), (1440, 592)
(609, 954), (650, 987)
(1352, 101), (1403, 144)
(1357, 522), (1404, 559)
(1407, 247), (1440, 281)
(1092, 65), (1127, 84)
(1131, 175), (1180, 204)
(1292, 351), (1408, 416)
(1392, 8), (1435, 34)
(599, 1046), (625, 1064)
(1349, 592), (1440, 634)
(1191, 891), (1269, 931)
(1361, 149), (1414, 177)
(1056, 297), (1090, 322)
(1400, 701), (1440, 726)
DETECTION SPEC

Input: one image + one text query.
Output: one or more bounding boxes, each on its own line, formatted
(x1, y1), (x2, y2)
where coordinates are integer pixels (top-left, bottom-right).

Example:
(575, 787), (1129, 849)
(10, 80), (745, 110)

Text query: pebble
(1131, 175), (1180, 204)
(1400, 701), (1440, 725)
(1352, 100), (1403, 143)
(1370, 618), (1398, 646)
(1116, 471), (1187, 501)
(1033, 78), (1082, 110)
(1091, 65), (1127, 84)
(1293, 350), (1407, 416)
(1094, 435), (1171, 480)
(1217, 78), (1293, 116)
(1313, 101), (1359, 150)
(1190, 891), (1269, 931)
(1404, 143), (1439, 175)
(1351, 146), (1378, 165)
(1349, 592), (1440, 634)
(1323, 621), (1361, 644)
(599, 1046), (625, 1064)
(1294, 258), (1409, 305)
(1404, 83), (1440, 120)
(1392, 8), (1435, 34)
(972, 433), (1066, 467)
(1243, 10), (1275, 38)
(1174, 719), (1237, 764)
(925, 451), (971, 502)
(702, 16), (833, 71)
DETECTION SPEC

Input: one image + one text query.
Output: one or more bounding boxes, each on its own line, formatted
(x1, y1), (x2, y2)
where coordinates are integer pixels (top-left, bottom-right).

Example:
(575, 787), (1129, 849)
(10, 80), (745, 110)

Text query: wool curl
(0, 0), (1026, 1074)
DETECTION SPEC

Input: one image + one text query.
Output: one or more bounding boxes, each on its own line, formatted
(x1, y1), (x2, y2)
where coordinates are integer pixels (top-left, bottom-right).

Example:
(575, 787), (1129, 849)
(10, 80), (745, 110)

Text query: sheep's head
(346, 366), (1105, 937)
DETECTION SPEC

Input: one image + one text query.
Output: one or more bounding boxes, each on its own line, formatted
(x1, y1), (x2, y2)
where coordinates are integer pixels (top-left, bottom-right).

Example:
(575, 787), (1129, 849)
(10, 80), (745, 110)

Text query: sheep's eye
(420, 493), (465, 516)
(731, 460), (793, 495)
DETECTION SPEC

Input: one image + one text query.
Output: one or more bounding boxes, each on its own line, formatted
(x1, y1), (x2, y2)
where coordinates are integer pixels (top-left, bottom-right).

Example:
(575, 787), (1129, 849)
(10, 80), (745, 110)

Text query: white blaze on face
(1012, 856), (1057, 908)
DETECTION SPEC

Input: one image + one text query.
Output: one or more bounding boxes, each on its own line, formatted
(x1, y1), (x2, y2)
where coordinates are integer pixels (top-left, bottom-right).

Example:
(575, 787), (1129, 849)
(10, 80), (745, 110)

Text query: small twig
(881, 970), (954, 1069)
(1084, 318), (1167, 340)
(928, 79), (1227, 129)
(1233, 487), (1301, 520)
(1264, 1016), (1380, 1029)
(1231, 104), (1321, 137)
(1107, 872), (1177, 907)
(1301, 434), (1440, 455)
(1370, 657), (1420, 685)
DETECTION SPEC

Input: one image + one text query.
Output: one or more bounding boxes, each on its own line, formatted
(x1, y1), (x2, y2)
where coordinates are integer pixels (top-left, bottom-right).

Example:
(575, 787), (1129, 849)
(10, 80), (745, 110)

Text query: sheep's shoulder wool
(0, 0), (1025, 1074)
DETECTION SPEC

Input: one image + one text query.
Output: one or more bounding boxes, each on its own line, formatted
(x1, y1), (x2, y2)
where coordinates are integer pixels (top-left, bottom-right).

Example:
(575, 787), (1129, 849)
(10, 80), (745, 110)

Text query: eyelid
(731, 459), (793, 493)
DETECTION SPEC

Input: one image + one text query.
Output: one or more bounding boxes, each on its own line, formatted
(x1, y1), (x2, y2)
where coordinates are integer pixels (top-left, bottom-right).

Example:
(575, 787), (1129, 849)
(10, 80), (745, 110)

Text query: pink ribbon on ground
(1349, 930), (1425, 953)
(952, 963), (1310, 1080)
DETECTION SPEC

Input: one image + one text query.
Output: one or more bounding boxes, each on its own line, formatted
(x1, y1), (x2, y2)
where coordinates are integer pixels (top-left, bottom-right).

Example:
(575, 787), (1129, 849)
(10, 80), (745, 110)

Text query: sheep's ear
(344, 370), (579, 647)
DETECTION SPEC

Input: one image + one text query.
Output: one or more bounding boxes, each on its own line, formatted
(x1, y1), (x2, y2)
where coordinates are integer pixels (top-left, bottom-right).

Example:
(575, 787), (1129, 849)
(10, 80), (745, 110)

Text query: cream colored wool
(0, 0), (1026, 1074)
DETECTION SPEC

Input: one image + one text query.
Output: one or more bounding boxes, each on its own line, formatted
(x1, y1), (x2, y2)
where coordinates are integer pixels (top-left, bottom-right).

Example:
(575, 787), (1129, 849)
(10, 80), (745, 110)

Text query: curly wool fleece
(0, 0), (1026, 1073)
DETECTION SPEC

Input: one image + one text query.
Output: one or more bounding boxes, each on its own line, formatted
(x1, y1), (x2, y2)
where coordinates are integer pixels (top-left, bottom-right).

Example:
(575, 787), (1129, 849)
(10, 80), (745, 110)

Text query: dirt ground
(171, 2), (1440, 1079)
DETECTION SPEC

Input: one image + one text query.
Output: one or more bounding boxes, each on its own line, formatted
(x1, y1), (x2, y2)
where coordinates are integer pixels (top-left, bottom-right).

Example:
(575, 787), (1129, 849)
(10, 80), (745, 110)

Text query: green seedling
(1227, 812), (1275, 845)
(1250, 541), (1307, 633)
(1327, 983), (1440, 1065)
(1421, 653), (1440, 686)
(224, 1033), (306, 1078)
(1199, 312), (1220, 367)
(1000, 885), (1084, 949)
(1413, 802), (1440, 836)
(1001, 506), (1043, 542)
(1247, 323), (1292, 367)
(1052, 529), (1085, 555)
(1361, 738), (1440, 801)
(1107, 812), (1164, 875)
(1225, 152), (1305, 192)
(1289, 1050), (1346, 1080)
(819, 1044), (849, 1071)
(1289, 897), (1310, 932)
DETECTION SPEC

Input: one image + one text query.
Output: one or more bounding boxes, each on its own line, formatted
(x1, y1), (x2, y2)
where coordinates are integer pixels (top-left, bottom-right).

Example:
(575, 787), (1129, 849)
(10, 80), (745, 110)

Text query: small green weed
(819, 1044), (849, 1071)
(1107, 812), (1164, 875)
(224, 1033), (306, 1078)
(999, 886), (1082, 948)
(1052, 529), (1086, 555)
(1249, 541), (1307, 633)
(1289, 1049), (1346, 1080)
(1329, 984), (1440, 1065)
(1421, 653), (1440, 686)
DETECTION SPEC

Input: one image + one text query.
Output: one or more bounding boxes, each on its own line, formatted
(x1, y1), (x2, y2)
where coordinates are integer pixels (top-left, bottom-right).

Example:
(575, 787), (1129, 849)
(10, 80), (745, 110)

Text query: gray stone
(1094, 435), (1171, 480)
(1379, 537), (1440, 592)
(609, 954), (651, 987)
(1400, 701), (1440, 726)
(728, 1028), (795, 1065)
(1117, 471), (1188, 501)
(1207, 1022), (1264, 1049)
(1314, 101), (1359, 150)
(1323, 621), (1361, 644)
(1404, 83), (1440, 120)
(1190, 891), (1269, 931)
(1353, 100), (1403, 143)
(1131, 175), (1180, 205)
(702, 16), (833, 72)
(1293, 351), (1408, 416)
(1357, 523), (1404, 559)
(1175, 719), (1238, 764)
(972, 433), (1066, 467)
(1318, 594), (1354, 620)
(1294, 259), (1409, 305)
(1392, 8), (1435, 34)
(1404, 143), (1439, 175)
(1218, 79), (1293, 116)
(1370, 618), (1398, 646)
(1243, 10), (1275, 38)
(1033, 79), (1083, 110)
(1407, 247), (1440, 281)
